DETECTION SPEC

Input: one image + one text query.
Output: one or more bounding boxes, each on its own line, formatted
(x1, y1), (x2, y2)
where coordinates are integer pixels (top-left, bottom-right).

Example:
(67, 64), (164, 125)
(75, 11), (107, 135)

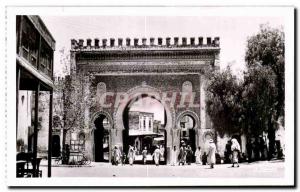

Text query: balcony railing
(20, 45), (52, 79)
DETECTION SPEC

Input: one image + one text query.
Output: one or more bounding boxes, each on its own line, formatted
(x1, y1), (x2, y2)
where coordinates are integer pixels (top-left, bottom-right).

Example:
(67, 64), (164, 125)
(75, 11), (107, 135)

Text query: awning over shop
(129, 129), (158, 136)
(154, 137), (165, 141)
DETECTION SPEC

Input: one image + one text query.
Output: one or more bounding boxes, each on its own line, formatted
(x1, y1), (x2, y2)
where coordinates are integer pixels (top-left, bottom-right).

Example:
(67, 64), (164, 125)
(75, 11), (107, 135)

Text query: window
(149, 118), (152, 130)
(96, 82), (106, 98)
(182, 81), (193, 92)
(19, 17), (53, 77)
(40, 39), (53, 77)
(21, 17), (39, 67)
(139, 119), (142, 130)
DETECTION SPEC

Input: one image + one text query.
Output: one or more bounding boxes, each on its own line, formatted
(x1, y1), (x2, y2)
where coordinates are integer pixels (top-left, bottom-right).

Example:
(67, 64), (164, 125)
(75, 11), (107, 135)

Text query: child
(121, 152), (126, 166)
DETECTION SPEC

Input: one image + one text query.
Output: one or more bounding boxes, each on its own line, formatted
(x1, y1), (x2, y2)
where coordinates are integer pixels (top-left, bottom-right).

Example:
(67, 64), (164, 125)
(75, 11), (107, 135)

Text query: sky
(41, 15), (284, 77)
(40, 16), (284, 119)
(129, 97), (165, 124)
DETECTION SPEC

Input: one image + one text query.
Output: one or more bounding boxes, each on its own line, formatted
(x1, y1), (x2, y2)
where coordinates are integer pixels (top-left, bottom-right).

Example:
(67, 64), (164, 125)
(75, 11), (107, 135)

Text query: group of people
(246, 137), (269, 162)
(175, 145), (194, 166)
(171, 138), (241, 169)
(170, 139), (217, 168)
(111, 145), (165, 166)
(111, 138), (242, 168)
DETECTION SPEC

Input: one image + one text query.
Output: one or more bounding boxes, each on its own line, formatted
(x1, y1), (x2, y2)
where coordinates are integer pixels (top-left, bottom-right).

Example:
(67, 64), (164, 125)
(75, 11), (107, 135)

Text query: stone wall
(17, 91), (32, 152)
(16, 91), (53, 158)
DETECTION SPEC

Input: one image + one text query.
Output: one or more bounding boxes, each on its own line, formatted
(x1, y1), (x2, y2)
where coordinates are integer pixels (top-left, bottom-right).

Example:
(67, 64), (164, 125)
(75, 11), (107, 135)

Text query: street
(40, 160), (284, 178)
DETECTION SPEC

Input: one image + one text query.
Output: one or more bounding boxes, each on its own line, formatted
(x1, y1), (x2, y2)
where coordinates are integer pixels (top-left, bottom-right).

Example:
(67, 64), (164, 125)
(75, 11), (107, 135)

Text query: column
(109, 129), (112, 163)
(33, 82), (40, 177)
(199, 75), (206, 149)
(146, 116), (149, 131)
(16, 66), (20, 138)
(47, 90), (53, 177)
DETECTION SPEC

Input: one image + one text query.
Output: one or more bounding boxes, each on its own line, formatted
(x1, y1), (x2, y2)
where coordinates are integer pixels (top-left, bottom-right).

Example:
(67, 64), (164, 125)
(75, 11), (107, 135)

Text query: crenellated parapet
(70, 36), (221, 75)
(71, 37), (220, 50)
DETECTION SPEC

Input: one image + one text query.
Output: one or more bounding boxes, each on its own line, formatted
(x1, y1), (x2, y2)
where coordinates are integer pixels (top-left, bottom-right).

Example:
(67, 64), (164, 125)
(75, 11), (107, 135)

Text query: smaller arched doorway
(178, 115), (196, 154)
(143, 136), (152, 152)
(52, 135), (61, 157)
(94, 114), (111, 162)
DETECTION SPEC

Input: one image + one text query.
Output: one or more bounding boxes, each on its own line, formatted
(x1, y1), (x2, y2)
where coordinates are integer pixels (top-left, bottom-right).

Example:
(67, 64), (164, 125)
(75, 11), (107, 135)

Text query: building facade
(16, 15), (55, 177)
(129, 111), (154, 134)
(128, 111), (160, 154)
(66, 36), (225, 164)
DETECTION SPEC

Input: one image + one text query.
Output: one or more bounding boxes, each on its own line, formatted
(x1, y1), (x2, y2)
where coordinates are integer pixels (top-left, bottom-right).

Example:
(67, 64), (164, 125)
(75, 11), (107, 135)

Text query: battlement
(71, 37), (220, 50)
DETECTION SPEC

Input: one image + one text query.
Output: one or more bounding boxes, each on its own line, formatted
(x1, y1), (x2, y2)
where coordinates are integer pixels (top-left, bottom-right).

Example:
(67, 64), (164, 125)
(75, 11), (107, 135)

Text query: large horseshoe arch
(113, 85), (176, 153)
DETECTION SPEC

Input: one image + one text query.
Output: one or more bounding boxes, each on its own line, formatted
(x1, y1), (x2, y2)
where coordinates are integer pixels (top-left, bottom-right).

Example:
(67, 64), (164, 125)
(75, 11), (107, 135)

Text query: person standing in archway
(152, 146), (160, 166)
(195, 146), (202, 164)
(178, 146), (185, 166)
(121, 152), (126, 166)
(142, 146), (148, 165)
(186, 145), (193, 165)
(127, 145), (135, 166)
(207, 139), (217, 169)
(171, 146), (178, 166)
(159, 145), (165, 162)
(113, 145), (121, 166)
(231, 138), (241, 168)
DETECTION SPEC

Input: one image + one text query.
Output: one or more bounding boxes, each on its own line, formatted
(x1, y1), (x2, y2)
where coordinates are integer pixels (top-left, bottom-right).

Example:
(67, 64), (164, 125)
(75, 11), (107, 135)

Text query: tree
(63, 73), (95, 132)
(245, 24), (284, 159)
(53, 48), (96, 162)
(245, 24), (284, 122)
(242, 65), (278, 137)
(205, 67), (244, 137)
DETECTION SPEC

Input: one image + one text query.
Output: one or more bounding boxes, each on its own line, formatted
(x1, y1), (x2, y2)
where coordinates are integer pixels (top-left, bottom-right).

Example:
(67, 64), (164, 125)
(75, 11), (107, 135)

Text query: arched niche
(182, 81), (193, 92)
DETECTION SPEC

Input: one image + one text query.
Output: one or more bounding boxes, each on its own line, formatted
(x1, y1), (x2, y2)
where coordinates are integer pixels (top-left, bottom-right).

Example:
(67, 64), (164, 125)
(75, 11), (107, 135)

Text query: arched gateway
(67, 37), (221, 164)
(114, 85), (175, 162)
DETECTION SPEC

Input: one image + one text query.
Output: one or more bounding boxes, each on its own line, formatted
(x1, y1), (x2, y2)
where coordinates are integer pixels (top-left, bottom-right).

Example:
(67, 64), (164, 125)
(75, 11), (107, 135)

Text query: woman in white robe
(113, 145), (121, 165)
(152, 146), (160, 166)
(207, 139), (216, 168)
(195, 146), (202, 164)
(171, 146), (178, 166)
(127, 146), (135, 165)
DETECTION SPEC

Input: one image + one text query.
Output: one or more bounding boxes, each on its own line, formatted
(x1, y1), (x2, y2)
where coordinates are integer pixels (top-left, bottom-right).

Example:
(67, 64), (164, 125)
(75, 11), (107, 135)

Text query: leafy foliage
(245, 24), (284, 120)
(242, 65), (278, 136)
(54, 48), (96, 132)
(53, 48), (96, 158)
(244, 24), (284, 158)
(206, 24), (284, 142)
(63, 73), (96, 131)
(205, 67), (243, 137)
